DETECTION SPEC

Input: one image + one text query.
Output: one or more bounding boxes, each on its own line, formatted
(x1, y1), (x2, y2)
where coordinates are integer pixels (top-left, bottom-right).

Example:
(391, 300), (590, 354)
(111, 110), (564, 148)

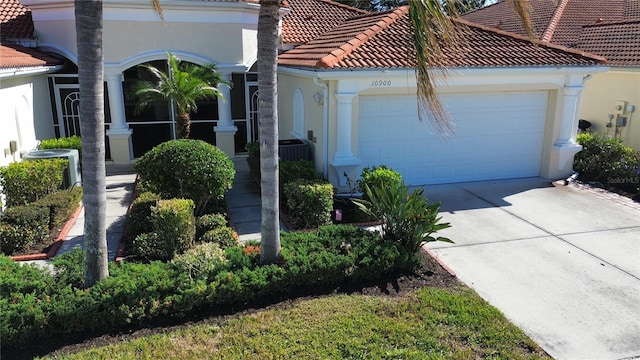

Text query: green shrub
(284, 179), (333, 229)
(135, 139), (235, 215)
(0, 158), (68, 207)
(574, 133), (640, 193)
(34, 187), (83, 230)
(39, 136), (82, 166)
(200, 227), (238, 249)
(130, 198), (195, 261)
(171, 242), (228, 281)
(0, 205), (50, 254)
(355, 182), (452, 253)
(196, 213), (227, 240)
(359, 165), (402, 195)
(245, 141), (260, 158)
(51, 248), (85, 289)
(279, 160), (321, 188)
(0, 223), (420, 346)
(131, 232), (165, 262)
(39, 135), (82, 152)
(152, 198), (195, 253)
(125, 191), (161, 240)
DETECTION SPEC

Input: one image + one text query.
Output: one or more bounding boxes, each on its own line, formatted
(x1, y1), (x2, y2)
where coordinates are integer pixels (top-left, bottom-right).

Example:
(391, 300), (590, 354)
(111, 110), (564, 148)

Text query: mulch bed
(6, 248), (459, 360)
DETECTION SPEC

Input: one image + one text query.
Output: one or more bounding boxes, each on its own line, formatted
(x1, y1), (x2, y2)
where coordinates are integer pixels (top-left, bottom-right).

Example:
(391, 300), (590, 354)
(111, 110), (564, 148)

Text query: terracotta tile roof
(281, 0), (368, 45)
(278, 6), (605, 70)
(463, 0), (628, 47)
(0, 0), (33, 40)
(462, 0), (639, 66)
(577, 20), (640, 67)
(0, 41), (62, 69)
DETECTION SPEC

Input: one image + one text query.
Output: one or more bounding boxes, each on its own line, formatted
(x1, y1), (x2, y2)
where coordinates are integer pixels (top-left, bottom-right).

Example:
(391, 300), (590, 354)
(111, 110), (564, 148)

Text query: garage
(358, 91), (549, 185)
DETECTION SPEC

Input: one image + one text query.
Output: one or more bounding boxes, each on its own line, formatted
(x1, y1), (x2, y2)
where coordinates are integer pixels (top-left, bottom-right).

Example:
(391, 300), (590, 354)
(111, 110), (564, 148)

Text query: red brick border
(10, 204), (83, 262)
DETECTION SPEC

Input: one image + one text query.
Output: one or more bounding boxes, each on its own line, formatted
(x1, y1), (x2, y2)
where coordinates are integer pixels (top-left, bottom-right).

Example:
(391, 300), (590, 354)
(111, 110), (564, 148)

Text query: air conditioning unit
(23, 149), (82, 189)
(278, 139), (311, 162)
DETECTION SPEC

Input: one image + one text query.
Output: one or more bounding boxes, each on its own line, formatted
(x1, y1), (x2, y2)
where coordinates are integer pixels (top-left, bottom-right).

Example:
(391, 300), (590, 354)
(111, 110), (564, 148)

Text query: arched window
(292, 88), (304, 139)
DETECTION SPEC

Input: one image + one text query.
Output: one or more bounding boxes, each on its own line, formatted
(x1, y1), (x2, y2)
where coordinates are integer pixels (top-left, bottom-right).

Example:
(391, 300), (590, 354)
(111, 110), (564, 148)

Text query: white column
(215, 73), (235, 130)
(214, 73), (237, 157)
(105, 72), (133, 164)
(555, 86), (582, 147)
(548, 79), (584, 179)
(105, 73), (130, 132)
(330, 93), (360, 187)
(334, 93), (356, 159)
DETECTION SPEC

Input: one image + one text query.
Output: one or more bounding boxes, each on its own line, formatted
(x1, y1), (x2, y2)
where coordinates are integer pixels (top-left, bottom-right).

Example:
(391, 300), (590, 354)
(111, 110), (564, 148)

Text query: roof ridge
(316, 0), (369, 15)
(541, 0), (570, 42)
(452, 17), (607, 64)
(316, 6), (408, 68)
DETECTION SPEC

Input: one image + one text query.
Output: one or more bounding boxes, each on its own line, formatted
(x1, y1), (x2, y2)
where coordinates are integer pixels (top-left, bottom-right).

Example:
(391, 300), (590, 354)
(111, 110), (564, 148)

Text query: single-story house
(1, 0), (607, 190)
(463, 0), (640, 151)
(277, 5), (606, 189)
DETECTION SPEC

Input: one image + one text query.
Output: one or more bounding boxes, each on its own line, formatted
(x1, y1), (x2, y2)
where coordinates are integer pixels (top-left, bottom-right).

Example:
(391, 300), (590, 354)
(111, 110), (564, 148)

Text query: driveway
(422, 178), (640, 360)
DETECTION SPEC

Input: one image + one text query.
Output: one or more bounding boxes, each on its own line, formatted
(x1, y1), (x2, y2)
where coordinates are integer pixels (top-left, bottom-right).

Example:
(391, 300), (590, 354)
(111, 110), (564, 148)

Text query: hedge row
(0, 158), (69, 207)
(0, 188), (82, 255)
(0, 225), (418, 346)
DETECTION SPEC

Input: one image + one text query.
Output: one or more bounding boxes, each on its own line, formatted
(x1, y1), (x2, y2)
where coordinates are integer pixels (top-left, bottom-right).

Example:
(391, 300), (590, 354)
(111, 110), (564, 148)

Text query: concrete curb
(423, 246), (457, 278)
(10, 204), (83, 262)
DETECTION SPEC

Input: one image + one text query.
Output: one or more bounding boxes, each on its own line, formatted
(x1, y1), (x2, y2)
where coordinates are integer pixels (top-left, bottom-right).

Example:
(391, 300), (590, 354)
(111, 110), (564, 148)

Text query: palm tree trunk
(176, 112), (191, 139)
(75, 0), (108, 287)
(257, 0), (281, 264)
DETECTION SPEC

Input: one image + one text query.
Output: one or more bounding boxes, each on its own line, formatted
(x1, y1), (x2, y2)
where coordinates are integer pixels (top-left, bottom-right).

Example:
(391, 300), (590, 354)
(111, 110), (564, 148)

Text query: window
(292, 88), (304, 139)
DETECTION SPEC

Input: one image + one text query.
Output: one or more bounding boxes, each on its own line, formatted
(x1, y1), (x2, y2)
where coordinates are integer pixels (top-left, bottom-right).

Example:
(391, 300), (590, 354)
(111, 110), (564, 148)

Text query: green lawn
(44, 287), (549, 359)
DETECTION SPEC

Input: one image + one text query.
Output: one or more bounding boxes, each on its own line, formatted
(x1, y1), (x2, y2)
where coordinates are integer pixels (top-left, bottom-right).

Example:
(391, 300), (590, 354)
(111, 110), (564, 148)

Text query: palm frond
(409, 0), (533, 135)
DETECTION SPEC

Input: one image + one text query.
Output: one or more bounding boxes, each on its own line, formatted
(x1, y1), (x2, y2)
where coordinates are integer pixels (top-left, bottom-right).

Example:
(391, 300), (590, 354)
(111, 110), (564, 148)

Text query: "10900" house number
(371, 80), (391, 87)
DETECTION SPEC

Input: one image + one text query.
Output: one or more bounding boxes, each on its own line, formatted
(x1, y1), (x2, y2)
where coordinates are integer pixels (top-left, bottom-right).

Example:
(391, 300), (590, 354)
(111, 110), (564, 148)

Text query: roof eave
(278, 64), (610, 80)
(0, 64), (64, 79)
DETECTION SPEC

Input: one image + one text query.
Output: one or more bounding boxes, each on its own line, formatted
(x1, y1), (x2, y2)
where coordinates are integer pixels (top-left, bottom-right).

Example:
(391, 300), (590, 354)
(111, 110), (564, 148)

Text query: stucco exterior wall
(103, 21), (254, 65)
(277, 73), (326, 176)
(579, 70), (640, 151)
(25, 0), (259, 68)
(0, 74), (55, 168)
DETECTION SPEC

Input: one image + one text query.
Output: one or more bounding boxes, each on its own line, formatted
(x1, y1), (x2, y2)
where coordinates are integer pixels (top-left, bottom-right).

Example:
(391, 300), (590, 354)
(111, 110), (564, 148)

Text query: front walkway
(424, 178), (640, 360)
(55, 165), (136, 260)
(226, 156), (288, 243)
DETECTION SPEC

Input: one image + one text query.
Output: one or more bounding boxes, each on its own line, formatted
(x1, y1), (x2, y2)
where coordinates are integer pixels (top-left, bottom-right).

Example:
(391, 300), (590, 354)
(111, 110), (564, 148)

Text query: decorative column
(555, 86), (582, 147)
(330, 93), (360, 187)
(105, 73), (133, 164)
(551, 77), (584, 178)
(214, 73), (237, 158)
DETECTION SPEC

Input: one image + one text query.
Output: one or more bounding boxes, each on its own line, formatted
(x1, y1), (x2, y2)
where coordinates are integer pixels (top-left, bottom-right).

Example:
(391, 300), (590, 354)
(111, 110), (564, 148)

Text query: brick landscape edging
(10, 204), (84, 262)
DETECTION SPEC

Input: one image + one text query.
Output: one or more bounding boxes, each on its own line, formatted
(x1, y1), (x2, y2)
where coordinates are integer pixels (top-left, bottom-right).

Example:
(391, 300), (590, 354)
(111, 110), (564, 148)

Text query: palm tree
(257, 0), (282, 264)
(132, 52), (229, 139)
(75, 0), (108, 287)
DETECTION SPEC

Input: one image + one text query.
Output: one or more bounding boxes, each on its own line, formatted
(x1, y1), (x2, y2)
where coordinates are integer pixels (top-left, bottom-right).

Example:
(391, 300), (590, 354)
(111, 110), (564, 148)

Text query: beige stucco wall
(277, 73), (327, 177)
(580, 70), (640, 151)
(103, 21), (255, 65)
(27, 1), (259, 68)
(0, 74), (55, 168)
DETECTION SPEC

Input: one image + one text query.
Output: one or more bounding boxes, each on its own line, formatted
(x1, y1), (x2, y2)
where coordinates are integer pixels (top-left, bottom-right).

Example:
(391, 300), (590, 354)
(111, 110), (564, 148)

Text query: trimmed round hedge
(134, 140), (235, 214)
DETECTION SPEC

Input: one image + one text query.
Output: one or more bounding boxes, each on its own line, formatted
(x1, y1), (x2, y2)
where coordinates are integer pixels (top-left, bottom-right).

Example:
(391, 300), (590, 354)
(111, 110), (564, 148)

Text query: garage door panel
(358, 92), (547, 185)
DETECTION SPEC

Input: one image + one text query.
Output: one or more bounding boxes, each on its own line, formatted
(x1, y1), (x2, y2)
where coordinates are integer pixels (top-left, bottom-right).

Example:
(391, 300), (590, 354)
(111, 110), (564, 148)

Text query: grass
(44, 287), (549, 359)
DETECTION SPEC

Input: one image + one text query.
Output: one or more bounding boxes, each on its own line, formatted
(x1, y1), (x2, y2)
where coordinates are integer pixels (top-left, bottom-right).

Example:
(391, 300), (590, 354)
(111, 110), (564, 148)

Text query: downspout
(313, 76), (329, 179)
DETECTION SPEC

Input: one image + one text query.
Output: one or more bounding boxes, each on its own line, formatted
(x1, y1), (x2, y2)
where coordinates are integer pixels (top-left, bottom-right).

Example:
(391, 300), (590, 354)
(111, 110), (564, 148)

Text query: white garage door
(358, 92), (548, 185)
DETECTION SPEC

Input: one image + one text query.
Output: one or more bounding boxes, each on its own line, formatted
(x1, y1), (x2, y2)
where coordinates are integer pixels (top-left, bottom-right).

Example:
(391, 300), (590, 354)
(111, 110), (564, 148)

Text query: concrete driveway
(422, 178), (640, 360)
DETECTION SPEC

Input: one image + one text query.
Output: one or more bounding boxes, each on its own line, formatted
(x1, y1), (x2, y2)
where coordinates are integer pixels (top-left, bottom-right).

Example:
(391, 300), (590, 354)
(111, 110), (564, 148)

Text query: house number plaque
(370, 80), (391, 87)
